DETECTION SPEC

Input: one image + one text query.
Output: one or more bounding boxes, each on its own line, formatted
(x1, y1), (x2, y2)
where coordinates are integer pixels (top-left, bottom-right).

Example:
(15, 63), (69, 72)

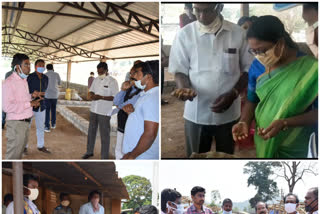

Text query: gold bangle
(282, 120), (288, 131)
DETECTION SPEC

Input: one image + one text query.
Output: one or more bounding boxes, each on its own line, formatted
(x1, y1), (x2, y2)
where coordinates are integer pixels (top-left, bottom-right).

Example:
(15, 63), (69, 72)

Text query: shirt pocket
(222, 52), (239, 75)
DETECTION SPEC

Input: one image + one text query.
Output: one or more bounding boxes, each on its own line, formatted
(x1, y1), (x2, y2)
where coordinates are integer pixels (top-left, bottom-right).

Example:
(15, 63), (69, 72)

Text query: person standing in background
(179, 3), (197, 28)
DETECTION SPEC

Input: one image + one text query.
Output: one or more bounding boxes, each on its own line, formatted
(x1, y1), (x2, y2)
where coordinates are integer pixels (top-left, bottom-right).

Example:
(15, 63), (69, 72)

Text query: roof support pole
(240, 4), (249, 17)
(67, 60), (72, 88)
(13, 162), (24, 214)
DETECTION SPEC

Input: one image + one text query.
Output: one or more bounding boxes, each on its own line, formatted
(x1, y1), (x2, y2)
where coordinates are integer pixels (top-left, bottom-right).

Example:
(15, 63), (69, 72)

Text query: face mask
(167, 202), (184, 214)
(284, 203), (297, 213)
(223, 210), (232, 214)
(36, 67), (45, 73)
(61, 200), (70, 207)
(15, 65), (28, 79)
(305, 199), (318, 212)
(306, 22), (318, 58)
(99, 73), (106, 80)
(135, 79), (146, 90)
(198, 15), (222, 34)
(255, 40), (285, 68)
(24, 186), (39, 201)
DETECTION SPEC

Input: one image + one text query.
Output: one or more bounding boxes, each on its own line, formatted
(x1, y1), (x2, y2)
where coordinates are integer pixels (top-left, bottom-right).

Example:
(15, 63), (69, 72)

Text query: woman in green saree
(232, 15), (318, 158)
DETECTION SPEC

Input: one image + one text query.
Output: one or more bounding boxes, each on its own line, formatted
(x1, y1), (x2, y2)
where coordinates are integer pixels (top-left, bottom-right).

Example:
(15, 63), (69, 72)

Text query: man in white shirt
(169, 3), (253, 157)
(82, 62), (119, 159)
(79, 190), (105, 214)
(305, 187), (318, 214)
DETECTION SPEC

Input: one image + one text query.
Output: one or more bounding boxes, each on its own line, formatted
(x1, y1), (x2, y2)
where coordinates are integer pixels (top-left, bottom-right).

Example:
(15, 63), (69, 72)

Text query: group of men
(2, 54), (61, 159)
(164, 3), (318, 157)
(161, 187), (318, 214)
(81, 60), (160, 160)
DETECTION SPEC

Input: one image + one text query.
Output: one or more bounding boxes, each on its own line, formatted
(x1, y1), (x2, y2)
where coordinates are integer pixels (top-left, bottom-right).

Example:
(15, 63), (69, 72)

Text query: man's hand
(30, 99), (41, 107)
(32, 91), (45, 98)
(121, 152), (136, 160)
(211, 90), (237, 113)
(123, 104), (134, 114)
(92, 94), (103, 100)
(121, 81), (132, 91)
(171, 88), (197, 101)
(232, 122), (249, 142)
(258, 120), (286, 140)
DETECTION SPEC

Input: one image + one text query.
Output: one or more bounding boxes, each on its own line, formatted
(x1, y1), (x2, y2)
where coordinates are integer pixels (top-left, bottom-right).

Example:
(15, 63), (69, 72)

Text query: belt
(19, 118), (32, 123)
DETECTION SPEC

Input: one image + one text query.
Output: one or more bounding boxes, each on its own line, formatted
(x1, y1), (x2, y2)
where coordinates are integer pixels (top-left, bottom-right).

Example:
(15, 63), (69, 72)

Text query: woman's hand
(258, 120), (286, 140)
(232, 122), (249, 142)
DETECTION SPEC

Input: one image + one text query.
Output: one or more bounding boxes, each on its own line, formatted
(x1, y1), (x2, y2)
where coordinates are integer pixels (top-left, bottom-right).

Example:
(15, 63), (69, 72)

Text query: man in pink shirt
(2, 53), (42, 159)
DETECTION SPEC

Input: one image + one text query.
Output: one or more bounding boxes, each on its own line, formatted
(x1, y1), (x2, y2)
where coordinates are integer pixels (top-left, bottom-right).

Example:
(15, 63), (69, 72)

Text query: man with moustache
(222, 198), (233, 214)
(255, 202), (268, 214)
(305, 187), (318, 214)
(184, 186), (213, 214)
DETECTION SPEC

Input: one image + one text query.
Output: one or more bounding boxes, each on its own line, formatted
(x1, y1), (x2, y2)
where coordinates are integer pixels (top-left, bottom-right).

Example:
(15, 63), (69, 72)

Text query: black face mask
(305, 198), (318, 212)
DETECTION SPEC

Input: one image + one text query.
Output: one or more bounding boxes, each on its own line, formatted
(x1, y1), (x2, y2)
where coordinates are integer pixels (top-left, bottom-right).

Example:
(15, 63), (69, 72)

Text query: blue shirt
(123, 86), (159, 160)
(113, 86), (140, 109)
(79, 202), (104, 214)
(27, 72), (48, 112)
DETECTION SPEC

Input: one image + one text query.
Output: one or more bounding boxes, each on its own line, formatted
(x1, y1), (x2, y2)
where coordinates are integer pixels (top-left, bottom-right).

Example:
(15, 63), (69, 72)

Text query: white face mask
(98, 73), (106, 80)
(223, 210), (232, 214)
(198, 15), (222, 34)
(285, 203), (297, 213)
(306, 22), (318, 58)
(24, 186), (39, 201)
(135, 79), (146, 90)
(167, 202), (184, 214)
(61, 200), (70, 207)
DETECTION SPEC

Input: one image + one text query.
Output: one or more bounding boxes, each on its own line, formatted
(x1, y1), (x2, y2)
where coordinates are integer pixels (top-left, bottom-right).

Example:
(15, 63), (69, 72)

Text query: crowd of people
(164, 3), (318, 158)
(2, 52), (160, 160)
(161, 187), (318, 214)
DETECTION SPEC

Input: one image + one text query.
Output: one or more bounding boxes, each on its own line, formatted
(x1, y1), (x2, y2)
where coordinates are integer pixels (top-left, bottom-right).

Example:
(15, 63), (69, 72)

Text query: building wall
(111, 199), (121, 214)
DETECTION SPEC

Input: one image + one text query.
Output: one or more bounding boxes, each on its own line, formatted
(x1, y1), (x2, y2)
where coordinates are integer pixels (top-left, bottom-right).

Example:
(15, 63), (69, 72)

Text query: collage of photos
(0, 1), (319, 214)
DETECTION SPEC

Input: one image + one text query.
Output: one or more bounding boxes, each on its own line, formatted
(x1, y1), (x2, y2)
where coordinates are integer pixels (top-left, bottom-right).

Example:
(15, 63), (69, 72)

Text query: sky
(115, 161), (157, 182)
(159, 160), (319, 204)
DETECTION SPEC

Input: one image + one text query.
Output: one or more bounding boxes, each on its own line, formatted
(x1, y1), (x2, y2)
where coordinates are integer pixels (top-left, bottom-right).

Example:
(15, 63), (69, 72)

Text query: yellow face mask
(255, 39), (285, 68)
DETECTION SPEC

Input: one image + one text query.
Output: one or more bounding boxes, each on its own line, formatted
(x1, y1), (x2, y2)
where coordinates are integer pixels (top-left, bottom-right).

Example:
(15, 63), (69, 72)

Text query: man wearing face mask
(27, 59), (50, 154)
(7, 174), (41, 214)
(161, 189), (183, 214)
(255, 202), (268, 214)
(121, 60), (159, 160)
(302, 3), (318, 58)
(113, 61), (143, 159)
(2, 53), (42, 159)
(185, 186), (213, 214)
(82, 62), (119, 159)
(79, 190), (104, 214)
(222, 198), (233, 214)
(179, 3), (197, 28)
(169, 3), (253, 157)
(284, 193), (299, 214)
(305, 187), (318, 214)
(53, 193), (72, 214)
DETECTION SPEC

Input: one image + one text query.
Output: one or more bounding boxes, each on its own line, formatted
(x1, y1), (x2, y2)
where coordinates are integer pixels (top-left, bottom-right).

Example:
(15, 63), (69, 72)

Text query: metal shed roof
(2, 2), (159, 63)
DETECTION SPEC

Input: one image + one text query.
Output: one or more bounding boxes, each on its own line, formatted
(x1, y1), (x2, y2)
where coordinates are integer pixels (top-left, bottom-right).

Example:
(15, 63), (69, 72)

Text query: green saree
(254, 55), (318, 158)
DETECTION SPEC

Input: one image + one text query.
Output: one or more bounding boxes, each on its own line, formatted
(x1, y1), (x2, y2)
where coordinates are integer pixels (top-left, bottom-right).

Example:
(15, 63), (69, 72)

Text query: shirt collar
(191, 204), (205, 212)
(139, 86), (158, 96)
(11, 71), (26, 81)
(198, 19), (232, 37)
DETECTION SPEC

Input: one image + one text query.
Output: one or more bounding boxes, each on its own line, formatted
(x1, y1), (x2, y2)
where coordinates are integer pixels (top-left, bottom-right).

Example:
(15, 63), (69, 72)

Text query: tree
(209, 190), (221, 207)
(275, 161), (318, 193)
(243, 162), (282, 208)
(122, 175), (152, 210)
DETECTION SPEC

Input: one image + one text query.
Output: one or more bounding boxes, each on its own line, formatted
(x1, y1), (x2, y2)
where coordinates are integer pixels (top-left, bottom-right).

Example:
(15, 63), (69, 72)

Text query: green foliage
(122, 175), (152, 211)
(244, 162), (281, 208)
(209, 190), (221, 207)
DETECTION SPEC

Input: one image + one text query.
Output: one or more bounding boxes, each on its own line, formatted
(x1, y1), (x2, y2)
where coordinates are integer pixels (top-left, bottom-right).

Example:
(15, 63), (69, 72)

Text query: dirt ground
(2, 112), (116, 160)
(161, 93), (256, 158)
(68, 106), (91, 121)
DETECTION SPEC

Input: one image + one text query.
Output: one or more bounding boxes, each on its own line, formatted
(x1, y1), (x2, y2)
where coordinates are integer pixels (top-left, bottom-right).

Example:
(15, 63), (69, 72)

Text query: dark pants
(45, 98), (57, 128)
(2, 111), (6, 127)
(86, 112), (111, 159)
(184, 119), (238, 157)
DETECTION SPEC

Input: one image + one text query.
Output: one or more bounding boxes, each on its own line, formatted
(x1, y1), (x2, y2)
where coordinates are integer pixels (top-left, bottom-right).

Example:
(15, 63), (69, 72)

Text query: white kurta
(169, 20), (254, 125)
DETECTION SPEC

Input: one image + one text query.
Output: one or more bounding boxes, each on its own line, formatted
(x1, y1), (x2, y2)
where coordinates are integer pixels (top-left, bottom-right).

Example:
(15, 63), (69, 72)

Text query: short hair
(141, 60), (159, 84)
(309, 187), (318, 199)
(60, 192), (69, 201)
(250, 16), (258, 23)
(134, 207), (140, 213)
(303, 3), (318, 11)
(23, 174), (38, 187)
(191, 186), (206, 196)
(35, 59), (45, 66)
(139, 205), (158, 214)
(121, 212), (128, 214)
(284, 193), (299, 203)
(11, 53), (29, 68)
(161, 188), (182, 212)
(185, 3), (193, 9)
(4, 193), (13, 203)
(46, 64), (53, 70)
(90, 72), (94, 75)
(255, 202), (268, 212)
(237, 16), (251, 26)
(97, 62), (108, 71)
(223, 198), (233, 206)
(88, 190), (102, 201)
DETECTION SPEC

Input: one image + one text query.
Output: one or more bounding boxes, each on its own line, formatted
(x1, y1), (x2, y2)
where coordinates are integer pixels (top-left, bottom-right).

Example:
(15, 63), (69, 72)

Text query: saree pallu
(254, 56), (318, 158)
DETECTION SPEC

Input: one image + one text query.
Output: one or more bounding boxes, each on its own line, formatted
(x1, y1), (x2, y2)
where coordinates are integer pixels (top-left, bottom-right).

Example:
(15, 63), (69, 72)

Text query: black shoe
(82, 154), (93, 159)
